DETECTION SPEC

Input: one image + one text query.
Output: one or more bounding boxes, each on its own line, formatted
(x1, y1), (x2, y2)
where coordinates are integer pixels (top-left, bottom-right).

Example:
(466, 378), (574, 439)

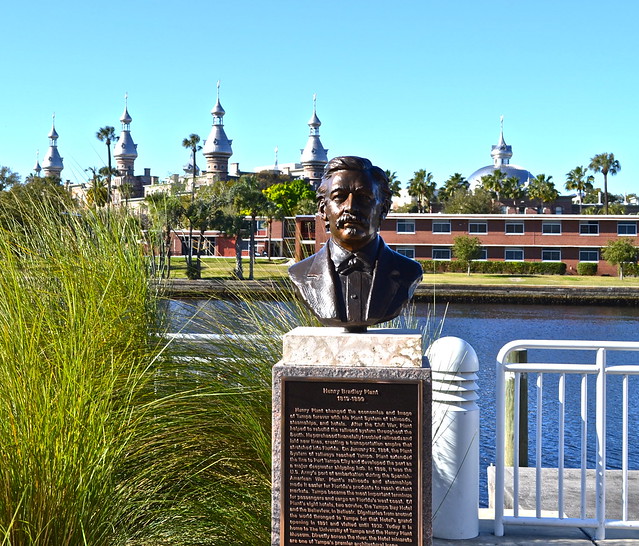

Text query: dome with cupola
(468, 117), (534, 189)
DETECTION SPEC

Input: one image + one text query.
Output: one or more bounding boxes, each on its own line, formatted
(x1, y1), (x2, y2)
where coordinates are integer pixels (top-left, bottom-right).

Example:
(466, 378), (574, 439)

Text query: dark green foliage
(577, 262), (598, 276)
(602, 238), (638, 279)
(442, 188), (500, 214)
(419, 259), (567, 275)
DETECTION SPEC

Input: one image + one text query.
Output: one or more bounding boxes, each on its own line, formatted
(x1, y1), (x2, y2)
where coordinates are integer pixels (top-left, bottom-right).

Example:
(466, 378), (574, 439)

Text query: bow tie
(336, 255), (372, 276)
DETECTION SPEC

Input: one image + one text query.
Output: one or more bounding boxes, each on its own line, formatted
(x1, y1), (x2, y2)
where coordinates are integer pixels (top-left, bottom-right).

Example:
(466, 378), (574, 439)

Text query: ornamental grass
(0, 194), (441, 545)
(0, 196), (159, 545)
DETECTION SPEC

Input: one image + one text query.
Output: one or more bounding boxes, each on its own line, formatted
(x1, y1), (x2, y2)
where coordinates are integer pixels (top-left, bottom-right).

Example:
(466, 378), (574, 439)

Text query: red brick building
(312, 213), (639, 276)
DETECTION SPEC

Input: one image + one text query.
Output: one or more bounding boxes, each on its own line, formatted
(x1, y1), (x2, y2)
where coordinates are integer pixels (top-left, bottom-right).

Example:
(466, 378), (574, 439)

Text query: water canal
(166, 299), (639, 507)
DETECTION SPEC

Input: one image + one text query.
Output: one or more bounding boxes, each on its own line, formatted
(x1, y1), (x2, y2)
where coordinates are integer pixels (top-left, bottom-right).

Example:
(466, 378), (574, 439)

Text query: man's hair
(317, 156), (393, 218)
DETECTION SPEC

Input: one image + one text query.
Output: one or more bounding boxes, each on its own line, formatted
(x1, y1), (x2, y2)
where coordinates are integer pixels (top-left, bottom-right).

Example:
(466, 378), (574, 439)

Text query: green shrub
(622, 263), (639, 277)
(577, 262), (598, 276)
(418, 259), (567, 275)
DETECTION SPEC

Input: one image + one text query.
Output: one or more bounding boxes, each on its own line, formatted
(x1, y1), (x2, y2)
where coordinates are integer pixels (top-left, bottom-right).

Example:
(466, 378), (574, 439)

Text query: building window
(579, 221), (599, 235)
(579, 248), (599, 262)
(432, 247), (451, 260)
(255, 220), (267, 235)
(433, 221), (451, 234)
(542, 249), (562, 262)
(505, 222), (524, 234)
(395, 246), (415, 259)
(555, 206), (564, 214)
(618, 222), (637, 236)
(542, 222), (562, 235)
(505, 248), (524, 261)
(397, 219), (415, 234)
(469, 222), (488, 234)
(478, 248), (488, 260)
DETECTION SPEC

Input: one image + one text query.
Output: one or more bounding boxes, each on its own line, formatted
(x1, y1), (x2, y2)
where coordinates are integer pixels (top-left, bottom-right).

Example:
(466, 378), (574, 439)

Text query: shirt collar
(329, 236), (379, 270)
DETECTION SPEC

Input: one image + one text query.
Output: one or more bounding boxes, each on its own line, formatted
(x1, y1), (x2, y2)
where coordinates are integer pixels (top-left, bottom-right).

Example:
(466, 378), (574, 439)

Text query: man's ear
(318, 198), (326, 220)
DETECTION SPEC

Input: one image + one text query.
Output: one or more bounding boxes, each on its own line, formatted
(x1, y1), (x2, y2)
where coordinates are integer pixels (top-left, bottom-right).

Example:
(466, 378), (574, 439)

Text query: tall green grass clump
(127, 294), (319, 545)
(0, 196), (159, 545)
(140, 294), (442, 545)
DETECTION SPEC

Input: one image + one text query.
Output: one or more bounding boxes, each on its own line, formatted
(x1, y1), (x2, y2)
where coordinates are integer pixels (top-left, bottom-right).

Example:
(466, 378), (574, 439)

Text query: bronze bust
(289, 156), (423, 332)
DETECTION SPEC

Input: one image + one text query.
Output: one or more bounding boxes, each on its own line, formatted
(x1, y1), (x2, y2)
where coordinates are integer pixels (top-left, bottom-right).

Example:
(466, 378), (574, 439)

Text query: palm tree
(181, 134), (202, 277)
(145, 192), (184, 278)
(96, 126), (116, 206)
(85, 167), (108, 208)
(565, 166), (594, 213)
(479, 169), (506, 201)
(501, 175), (526, 211)
(527, 174), (559, 213)
(384, 170), (402, 197)
(230, 175), (269, 280)
(439, 173), (469, 202)
(589, 153), (621, 215)
(407, 169), (436, 213)
(119, 181), (134, 208)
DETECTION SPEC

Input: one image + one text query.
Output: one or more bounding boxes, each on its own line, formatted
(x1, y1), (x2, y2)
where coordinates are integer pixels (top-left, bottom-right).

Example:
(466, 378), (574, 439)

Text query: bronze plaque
(282, 379), (422, 545)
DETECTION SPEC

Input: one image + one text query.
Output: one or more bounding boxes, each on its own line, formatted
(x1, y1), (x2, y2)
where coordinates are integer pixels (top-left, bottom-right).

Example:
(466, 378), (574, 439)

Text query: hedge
(418, 260), (567, 275)
(576, 262), (598, 276)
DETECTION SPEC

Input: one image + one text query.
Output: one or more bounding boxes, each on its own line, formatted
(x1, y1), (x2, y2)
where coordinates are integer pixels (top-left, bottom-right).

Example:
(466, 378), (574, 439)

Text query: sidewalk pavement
(432, 509), (639, 545)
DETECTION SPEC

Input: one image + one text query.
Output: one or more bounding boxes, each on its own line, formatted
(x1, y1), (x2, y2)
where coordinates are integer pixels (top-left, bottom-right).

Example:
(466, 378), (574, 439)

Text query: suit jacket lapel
(305, 245), (343, 321)
(367, 241), (401, 320)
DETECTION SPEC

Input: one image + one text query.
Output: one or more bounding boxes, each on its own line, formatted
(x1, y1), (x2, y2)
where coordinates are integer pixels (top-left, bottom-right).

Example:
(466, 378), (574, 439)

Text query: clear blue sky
(1, 0), (637, 196)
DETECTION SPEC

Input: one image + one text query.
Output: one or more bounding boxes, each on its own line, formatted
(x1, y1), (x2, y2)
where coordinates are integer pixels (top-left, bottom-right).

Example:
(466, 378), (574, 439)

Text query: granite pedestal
(272, 327), (432, 546)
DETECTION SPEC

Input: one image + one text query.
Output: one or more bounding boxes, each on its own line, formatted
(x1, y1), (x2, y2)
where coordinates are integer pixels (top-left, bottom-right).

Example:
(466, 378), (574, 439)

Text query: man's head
(317, 156), (393, 252)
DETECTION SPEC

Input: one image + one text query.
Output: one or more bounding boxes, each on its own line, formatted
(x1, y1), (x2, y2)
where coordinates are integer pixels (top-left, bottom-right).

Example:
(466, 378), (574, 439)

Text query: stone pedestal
(272, 327), (432, 546)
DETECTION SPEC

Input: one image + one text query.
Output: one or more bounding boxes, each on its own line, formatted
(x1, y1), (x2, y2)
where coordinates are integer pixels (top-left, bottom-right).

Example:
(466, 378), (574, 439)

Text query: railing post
(595, 348), (606, 540)
(505, 350), (528, 468)
(495, 350), (506, 537)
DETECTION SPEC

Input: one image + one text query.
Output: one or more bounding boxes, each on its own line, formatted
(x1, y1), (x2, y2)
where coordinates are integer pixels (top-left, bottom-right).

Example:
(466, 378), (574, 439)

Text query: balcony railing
(495, 339), (639, 540)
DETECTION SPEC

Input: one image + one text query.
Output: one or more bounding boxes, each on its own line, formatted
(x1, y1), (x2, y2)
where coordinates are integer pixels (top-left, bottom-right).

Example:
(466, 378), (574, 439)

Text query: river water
(433, 302), (639, 506)
(167, 299), (639, 507)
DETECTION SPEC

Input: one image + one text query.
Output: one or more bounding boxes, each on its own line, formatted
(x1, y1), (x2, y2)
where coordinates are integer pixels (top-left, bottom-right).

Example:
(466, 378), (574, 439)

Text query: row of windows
(396, 220), (638, 236)
(395, 246), (600, 263)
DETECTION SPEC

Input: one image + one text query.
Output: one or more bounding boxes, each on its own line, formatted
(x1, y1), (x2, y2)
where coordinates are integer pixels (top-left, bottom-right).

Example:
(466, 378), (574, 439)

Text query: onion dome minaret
(113, 93), (138, 176)
(490, 115), (513, 169)
(300, 94), (328, 189)
(203, 81), (233, 181)
(42, 115), (64, 179)
(33, 151), (42, 177)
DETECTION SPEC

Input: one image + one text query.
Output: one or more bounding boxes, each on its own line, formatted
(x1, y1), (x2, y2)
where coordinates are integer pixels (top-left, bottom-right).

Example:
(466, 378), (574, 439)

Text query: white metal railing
(495, 339), (639, 540)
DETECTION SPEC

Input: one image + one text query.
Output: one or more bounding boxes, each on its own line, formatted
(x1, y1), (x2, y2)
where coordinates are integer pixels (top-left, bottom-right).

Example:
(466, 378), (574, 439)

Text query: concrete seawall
(163, 279), (639, 306)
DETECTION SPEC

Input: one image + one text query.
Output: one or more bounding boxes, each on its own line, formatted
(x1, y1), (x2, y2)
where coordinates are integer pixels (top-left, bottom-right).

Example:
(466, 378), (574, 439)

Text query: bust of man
(289, 156), (423, 332)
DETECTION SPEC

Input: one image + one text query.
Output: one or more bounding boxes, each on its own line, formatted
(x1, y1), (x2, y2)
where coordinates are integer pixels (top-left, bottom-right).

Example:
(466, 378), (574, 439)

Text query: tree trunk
(187, 150), (197, 275)
(249, 215), (256, 280)
(234, 235), (244, 280)
(164, 227), (172, 279)
(106, 142), (112, 207)
(194, 229), (205, 280)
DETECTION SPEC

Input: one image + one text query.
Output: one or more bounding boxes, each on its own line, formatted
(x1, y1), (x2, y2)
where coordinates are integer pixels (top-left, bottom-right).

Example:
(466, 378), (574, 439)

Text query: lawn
(169, 257), (639, 288)
(420, 272), (639, 287)
(169, 256), (291, 279)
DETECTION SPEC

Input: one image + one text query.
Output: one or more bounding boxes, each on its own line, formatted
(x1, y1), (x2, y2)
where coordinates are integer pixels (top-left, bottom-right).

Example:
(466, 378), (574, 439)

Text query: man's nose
(343, 192), (357, 211)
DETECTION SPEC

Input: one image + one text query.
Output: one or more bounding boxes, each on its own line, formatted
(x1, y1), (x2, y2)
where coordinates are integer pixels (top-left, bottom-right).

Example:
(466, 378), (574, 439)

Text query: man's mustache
(336, 213), (369, 228)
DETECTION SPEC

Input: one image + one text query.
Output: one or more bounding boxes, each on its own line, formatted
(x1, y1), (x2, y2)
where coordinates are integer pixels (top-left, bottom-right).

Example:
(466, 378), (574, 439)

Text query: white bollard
(427, 336), (480, 540)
